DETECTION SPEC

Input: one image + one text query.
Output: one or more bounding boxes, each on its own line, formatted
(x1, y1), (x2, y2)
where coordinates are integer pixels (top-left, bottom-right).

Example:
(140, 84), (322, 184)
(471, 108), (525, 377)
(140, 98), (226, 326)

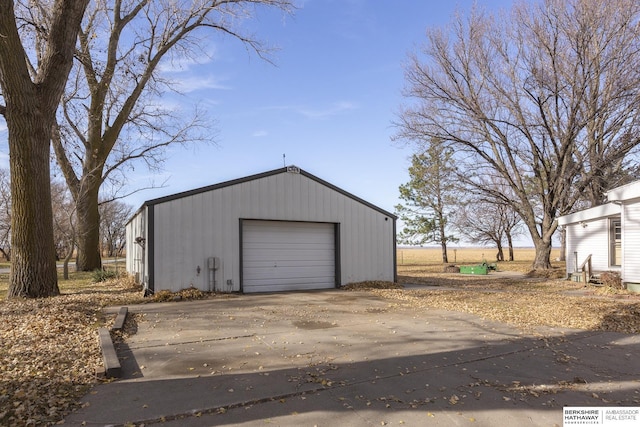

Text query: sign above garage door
(241, 220), (336, 293)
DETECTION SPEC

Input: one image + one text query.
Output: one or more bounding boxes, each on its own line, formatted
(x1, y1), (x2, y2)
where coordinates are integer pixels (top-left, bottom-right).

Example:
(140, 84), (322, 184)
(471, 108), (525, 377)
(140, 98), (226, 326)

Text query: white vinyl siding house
(126, 166), (397, 294)
(561, 205), (618, 274)
(621, 201), (640, 282)
(558, 180), (640, 287)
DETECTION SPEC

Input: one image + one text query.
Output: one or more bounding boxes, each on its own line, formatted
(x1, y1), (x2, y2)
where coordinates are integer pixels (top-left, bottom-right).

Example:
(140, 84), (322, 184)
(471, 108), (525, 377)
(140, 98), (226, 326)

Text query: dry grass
(396, 247), (567, 285)
(381, 247), (640, 335)
(397, 246), (563, 272)
(0, 260), (128, 300)
(370, 284), (640, 334)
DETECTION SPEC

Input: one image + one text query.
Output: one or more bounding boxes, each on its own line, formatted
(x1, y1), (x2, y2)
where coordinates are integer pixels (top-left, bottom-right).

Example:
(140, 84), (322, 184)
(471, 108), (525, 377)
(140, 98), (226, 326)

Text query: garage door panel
(243, 274), (336, 285)
(243, 259), (334, 269)
(244, 247), (334, 257)
(243, 246), (334, 255)
(244, 265), (335, 278)
(246, 233), (331, 243)
(245, 241), (329, 249)
(243, 282), (331, 293)
(242, 220), (335, 293)
(243, 251), (335, 264)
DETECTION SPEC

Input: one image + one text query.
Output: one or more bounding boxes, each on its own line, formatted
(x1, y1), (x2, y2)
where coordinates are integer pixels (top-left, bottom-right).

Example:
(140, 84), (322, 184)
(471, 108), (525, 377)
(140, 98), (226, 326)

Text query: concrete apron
(65, 290), (640, 426)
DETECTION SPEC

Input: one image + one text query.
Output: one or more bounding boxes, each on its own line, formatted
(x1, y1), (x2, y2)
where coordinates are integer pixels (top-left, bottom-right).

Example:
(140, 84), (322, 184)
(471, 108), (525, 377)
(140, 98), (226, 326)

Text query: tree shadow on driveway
(66, 293), (640, 426)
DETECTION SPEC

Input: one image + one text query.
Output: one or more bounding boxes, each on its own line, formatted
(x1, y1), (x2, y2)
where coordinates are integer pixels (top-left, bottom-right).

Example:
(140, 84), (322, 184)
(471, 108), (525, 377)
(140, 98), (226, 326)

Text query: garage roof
(132, 166), (397, 220)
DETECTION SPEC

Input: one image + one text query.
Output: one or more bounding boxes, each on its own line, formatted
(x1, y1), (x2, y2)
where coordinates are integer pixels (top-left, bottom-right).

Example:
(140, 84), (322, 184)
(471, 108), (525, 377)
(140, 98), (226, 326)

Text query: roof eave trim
(557, 202), (620, 226)
(129, 166), (398, 220)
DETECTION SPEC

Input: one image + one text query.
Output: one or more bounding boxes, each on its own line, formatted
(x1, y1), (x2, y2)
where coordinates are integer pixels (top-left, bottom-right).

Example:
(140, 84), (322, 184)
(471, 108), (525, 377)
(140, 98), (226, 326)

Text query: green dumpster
(459, 264), (488, 275)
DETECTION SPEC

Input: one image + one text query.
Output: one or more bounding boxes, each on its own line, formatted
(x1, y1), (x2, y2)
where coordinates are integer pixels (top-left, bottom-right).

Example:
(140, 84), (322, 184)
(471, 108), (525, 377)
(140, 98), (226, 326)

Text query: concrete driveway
(65, 290), (640, 426)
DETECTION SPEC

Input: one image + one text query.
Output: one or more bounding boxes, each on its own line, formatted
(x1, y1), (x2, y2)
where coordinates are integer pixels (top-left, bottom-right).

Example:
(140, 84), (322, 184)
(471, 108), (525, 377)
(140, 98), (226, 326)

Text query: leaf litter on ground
(0, 276), (146, 426)
(364, 272), (640, 334)
(2, 269), (639, 425)
(0, 275), (222, 426)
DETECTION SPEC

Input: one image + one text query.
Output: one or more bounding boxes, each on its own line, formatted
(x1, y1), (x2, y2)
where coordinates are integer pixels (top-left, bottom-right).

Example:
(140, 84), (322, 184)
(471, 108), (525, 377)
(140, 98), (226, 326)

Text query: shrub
(91, 268), (119, 283)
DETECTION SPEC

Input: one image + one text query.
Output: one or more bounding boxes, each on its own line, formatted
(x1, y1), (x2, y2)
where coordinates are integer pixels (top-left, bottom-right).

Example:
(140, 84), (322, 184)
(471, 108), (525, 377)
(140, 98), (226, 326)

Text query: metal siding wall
(153, 201), (175, 291)
(355, 204), (367, 281)
(125, 208), (146, 284)
(150, 171), (395, 292)
(622, 202), (640, 282)
(125, 214), (136, 274)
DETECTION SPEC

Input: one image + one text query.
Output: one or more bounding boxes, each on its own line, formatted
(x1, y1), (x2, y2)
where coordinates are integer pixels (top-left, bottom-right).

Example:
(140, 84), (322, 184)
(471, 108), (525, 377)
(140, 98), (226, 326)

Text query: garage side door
(242, 220), (336, 293)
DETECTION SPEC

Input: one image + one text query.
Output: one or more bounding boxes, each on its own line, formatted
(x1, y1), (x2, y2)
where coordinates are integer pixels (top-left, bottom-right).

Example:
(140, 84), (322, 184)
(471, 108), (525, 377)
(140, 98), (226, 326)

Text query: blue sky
(1, 0), (517, 220)
(120, 0), (517, 213)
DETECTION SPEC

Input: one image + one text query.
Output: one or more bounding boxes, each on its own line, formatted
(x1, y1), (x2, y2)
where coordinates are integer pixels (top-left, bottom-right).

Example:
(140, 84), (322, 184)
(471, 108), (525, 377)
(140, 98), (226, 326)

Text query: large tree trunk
(0, 0), (89, 297)
(75, 177), (102, 271)
(532, 239), (553, 270)
(6, 111), (59, 298)
(522, 206), (554, 270)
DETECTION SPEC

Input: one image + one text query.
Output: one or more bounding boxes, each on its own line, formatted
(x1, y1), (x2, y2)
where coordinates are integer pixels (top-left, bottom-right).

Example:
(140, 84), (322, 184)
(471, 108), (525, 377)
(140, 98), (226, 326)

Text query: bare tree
(99, 199), (132, 258)
(396, 0), (640, 270)
(50, 0), (294, 272)
(0, 0), (89, 297)
(0, 169), (12, 261)
(51, 180), (77, 279)
(455, 197), (523, 262)
(396, 143), (458, 263)
(502, 205), (522, 262)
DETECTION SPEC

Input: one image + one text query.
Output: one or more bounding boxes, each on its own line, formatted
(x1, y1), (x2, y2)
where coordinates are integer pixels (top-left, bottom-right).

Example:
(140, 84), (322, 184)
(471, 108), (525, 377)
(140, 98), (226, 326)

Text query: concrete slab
(111, 306), (128, 331)
(65, 290), (640, 426)
(97, 327), (121, 379)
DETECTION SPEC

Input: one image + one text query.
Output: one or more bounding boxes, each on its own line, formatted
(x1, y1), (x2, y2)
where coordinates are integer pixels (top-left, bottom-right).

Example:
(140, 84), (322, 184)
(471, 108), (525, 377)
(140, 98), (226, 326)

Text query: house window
(610, 218), (621, 267)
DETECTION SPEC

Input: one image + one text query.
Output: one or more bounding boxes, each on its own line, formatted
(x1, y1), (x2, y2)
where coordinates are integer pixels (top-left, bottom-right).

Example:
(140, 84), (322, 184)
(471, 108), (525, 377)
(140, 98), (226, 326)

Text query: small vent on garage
(287, 165), (300, 174)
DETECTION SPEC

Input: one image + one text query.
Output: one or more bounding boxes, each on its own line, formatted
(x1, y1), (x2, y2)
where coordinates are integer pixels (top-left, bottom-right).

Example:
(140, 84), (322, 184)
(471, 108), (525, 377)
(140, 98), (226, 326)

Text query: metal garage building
(126, 166), (397, 294)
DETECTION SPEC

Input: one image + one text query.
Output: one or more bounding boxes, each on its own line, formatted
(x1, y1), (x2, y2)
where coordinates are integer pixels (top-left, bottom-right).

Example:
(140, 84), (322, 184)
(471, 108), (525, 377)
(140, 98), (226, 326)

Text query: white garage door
(242, 220), (336, 293)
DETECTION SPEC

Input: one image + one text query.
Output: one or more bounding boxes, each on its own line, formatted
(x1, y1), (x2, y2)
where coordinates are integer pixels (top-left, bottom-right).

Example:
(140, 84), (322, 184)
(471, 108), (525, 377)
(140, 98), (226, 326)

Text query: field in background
(0, 259), (127, 300)
(397, 247), (564, 274)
